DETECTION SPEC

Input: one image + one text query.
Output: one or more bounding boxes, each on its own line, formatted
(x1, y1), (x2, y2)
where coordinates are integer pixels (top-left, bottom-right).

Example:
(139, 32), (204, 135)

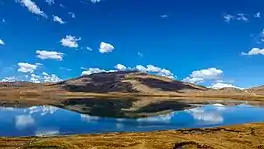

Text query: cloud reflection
(35, 128), (59, 136)
(25, 106), (58, 116)
(15, 115), (35, 129)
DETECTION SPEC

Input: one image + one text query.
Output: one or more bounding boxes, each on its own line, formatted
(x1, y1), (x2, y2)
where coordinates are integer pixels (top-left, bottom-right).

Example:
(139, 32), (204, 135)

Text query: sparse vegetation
(0, 123), (263, 149)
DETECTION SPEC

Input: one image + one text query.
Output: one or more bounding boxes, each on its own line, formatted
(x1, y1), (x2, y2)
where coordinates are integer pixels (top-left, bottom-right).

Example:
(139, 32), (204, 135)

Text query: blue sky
(0, 0), (264, 89)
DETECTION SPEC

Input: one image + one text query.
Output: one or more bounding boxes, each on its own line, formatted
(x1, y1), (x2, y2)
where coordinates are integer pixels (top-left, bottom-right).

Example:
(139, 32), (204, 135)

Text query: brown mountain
(53, 71), (208, 94)
(246, 85), (264, 95)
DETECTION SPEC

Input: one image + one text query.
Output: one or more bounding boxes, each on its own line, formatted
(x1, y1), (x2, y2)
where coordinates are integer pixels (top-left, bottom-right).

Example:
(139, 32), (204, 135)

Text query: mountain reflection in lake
(0, 104), (264, 137)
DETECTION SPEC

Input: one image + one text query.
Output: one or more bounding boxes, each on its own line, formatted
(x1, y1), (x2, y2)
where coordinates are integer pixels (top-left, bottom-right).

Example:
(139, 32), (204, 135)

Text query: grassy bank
(0, 123), (263, 149)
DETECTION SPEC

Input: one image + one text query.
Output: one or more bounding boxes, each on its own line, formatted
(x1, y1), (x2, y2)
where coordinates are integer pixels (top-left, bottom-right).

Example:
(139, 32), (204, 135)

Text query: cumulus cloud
(17, 0), (47, 18)
(36, 50), (64, 60)
(45, 0), (55, 5)
(30, 74), (41, 83)
(210, 82), (243, 90)
(183, 77), (204, 84)
(191, 68), (223, 79)
(99, 42), (114, 53)
(81, 64), (176, 79)
(42, 72), (62, 82)
(15, 115), (35, 129)
(115, 64), (127, 71)
(28, 72), (62, 83)
(81, 68), (116, 76)
(53, 15), (65, 24)
(0, 39), (4, 45)
(90, 0), (101, 3)
(134, 65), (175, 79)
(18, 62), (41, 73)
(183, 68), (223, 83)
(1, 76), (16, 82)
(60, 35), (81, 48)
(241, 48), (264, 56)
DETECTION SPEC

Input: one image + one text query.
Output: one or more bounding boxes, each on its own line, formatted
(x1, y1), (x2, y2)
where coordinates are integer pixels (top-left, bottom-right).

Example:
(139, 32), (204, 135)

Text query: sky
(0, 0), (264, 89)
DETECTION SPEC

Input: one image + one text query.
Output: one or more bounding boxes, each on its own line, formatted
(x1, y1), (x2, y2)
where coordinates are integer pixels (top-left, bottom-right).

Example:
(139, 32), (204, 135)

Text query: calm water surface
(1, 104), (264, 137)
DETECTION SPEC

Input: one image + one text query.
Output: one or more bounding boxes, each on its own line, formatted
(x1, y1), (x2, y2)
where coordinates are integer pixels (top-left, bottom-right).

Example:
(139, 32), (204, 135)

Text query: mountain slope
(53, 71), (208, 94)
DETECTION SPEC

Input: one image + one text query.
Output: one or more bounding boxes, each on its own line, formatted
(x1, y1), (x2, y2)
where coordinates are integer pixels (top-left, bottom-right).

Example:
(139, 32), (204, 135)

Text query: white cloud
(224, 13), (248, 22)
(191, 68), (223, 79)
(184, 68), (223, 84)
(254, 12), (261, 18)
(30, 74), (41, 83)
(210, 82), (243, 90)
(42, 72), (62, 83)
(236, 13), (248, 21)
(115, 64), (127, 71)
(99, 42), (114, 53)
(0, 39), (5, 45)
(183, 77), (204, 84)
(160, 14), (168, 18)
(15, 115), (35, 129)
(224, 14), (235, 22)
(134, 65), (175, 79)
(60, 35), (81, 48)
(90, 0), (101, 3)
(137, 52), (143, 57)
(45, 0), (55, 5)
(18, 62), (40, 73)
(81, 68), (116, 76)
(86, 47), (92, 51)
(1, 76), (16, 82)
(36, 50), (64, 60)
(17, 0), (47, 18)
(1, 18), (6, 23)
(68, 12), (75, 18)
(53, 15), (65, 24)
(241, 48), (264, 56)
(135, 65), (147, 72)
(81, 64), (176, 79)
(59, 4), (65, 8)
(60, 67), (72, 71)
(183, 68), (223, 84)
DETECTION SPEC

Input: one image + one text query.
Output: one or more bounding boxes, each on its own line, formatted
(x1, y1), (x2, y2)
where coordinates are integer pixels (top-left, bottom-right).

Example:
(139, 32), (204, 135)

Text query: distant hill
(246, 85), (264, 95)
(53, 71), (209, 94)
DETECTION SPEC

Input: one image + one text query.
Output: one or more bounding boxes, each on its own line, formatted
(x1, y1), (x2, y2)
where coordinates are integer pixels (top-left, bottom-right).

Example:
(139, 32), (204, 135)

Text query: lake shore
(0, 122), (263, 149)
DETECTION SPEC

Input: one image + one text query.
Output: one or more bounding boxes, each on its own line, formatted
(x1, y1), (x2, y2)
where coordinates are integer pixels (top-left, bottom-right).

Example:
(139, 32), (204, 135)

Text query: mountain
(53, 71), (208, 94)
(246, 86), (264, 95)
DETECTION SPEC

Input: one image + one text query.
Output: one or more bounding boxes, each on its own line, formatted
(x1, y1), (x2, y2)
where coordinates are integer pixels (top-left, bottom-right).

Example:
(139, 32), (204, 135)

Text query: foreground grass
(0, 123), (264, 149)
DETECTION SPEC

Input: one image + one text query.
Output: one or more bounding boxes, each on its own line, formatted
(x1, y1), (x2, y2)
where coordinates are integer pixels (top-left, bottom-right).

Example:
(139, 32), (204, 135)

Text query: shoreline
(0, 122), (263, 149)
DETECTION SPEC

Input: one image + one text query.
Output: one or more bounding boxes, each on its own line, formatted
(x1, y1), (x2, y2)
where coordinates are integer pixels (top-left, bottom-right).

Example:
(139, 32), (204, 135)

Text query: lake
(0, 103), (264, 137)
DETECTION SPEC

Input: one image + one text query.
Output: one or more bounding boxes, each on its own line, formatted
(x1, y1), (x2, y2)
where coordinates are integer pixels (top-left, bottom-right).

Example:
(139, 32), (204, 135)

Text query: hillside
(246, 85), (264, 95)
(53, 71), (208, 94)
